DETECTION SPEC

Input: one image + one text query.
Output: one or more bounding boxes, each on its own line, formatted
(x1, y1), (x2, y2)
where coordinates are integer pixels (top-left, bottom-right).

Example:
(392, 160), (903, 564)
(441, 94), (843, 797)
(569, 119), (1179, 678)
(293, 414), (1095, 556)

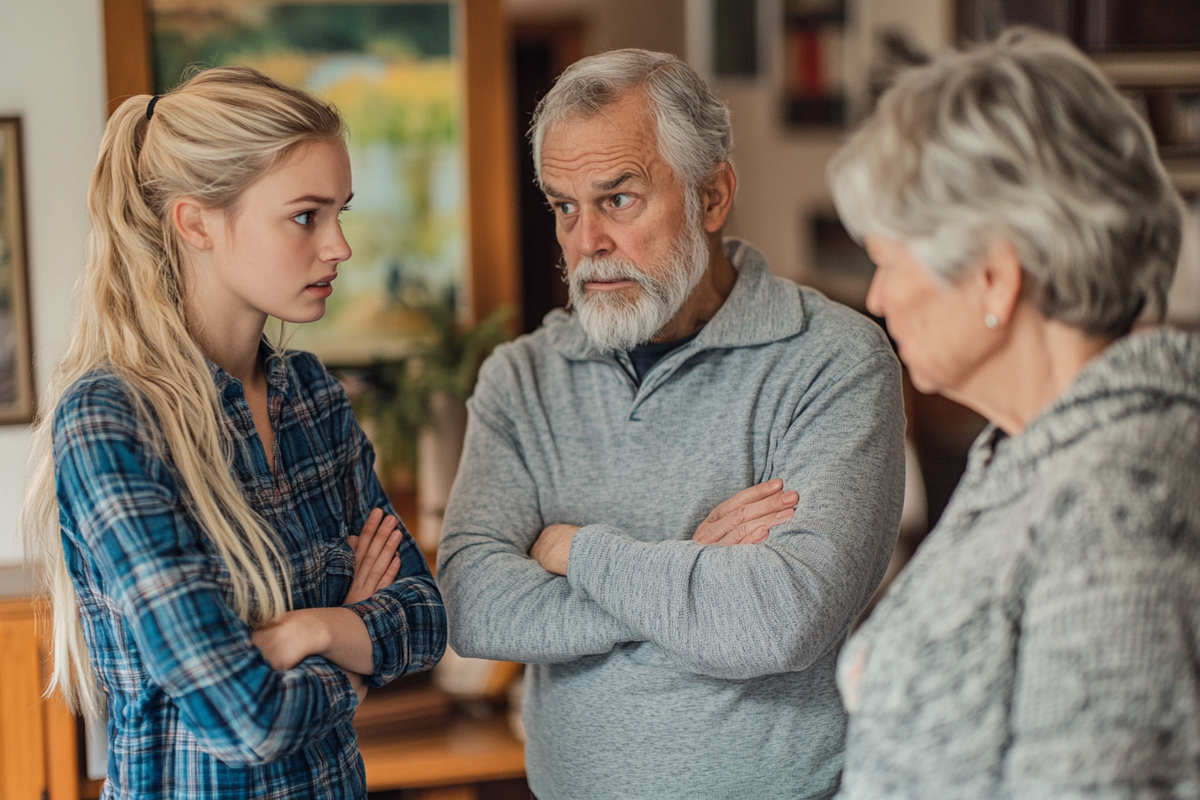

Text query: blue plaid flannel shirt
(54, 345), (446, 799)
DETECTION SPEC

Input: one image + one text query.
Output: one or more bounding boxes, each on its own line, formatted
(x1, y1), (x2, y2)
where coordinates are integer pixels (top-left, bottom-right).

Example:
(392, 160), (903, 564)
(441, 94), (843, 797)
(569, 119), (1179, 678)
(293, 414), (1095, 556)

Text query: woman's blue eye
(294, 211), (315, 227)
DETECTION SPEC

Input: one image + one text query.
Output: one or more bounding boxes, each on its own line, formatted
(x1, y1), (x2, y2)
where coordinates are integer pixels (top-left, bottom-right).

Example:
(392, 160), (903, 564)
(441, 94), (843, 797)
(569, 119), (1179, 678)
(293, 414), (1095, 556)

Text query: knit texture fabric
(838, 328), (1200, 800)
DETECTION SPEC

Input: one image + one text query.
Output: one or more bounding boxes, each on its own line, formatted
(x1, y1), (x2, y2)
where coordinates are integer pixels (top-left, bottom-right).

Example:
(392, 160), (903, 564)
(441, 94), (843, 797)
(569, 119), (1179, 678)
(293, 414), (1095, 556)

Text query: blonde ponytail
(20, 67), (345, 716)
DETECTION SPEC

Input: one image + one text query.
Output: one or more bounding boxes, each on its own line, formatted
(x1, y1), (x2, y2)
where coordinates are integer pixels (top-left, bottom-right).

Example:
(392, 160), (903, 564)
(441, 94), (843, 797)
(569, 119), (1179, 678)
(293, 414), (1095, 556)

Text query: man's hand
(531, 523), (580, 575)
(693, 479), (798, 546)
(344, 508), (403, 605)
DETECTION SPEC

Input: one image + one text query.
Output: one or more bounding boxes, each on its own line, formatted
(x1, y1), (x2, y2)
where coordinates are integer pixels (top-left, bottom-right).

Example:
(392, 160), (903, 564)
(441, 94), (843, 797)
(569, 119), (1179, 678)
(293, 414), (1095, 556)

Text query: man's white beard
(567, 208), (710, 352)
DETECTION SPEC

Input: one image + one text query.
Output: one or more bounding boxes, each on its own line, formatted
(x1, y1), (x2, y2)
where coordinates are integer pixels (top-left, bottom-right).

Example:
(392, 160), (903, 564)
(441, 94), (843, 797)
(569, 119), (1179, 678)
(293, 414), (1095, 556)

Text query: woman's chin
(906, 367), (942, 397)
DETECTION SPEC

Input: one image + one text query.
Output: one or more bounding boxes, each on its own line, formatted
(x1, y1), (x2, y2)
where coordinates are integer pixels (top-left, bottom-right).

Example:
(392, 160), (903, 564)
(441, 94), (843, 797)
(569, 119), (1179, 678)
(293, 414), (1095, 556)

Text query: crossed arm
(439, 349), (906, 679)
(252, 508), (405, 701)
(529, 479), (801, 575)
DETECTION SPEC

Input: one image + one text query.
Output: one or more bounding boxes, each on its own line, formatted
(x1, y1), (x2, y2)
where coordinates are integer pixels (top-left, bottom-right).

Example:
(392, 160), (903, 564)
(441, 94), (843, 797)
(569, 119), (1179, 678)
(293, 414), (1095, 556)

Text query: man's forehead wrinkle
(539, 148), (656, 191)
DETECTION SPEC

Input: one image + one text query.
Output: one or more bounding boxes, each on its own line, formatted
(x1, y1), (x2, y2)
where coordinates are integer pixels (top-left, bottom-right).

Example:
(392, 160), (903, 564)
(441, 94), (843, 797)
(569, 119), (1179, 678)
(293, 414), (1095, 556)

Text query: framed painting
(0, 117), (35, 424)
(101, 0), (518, 365)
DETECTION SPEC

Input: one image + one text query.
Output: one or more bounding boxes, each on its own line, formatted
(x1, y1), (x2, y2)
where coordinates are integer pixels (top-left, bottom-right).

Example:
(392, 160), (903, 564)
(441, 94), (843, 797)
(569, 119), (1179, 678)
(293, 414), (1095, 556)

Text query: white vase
(416, 391), (468, 551)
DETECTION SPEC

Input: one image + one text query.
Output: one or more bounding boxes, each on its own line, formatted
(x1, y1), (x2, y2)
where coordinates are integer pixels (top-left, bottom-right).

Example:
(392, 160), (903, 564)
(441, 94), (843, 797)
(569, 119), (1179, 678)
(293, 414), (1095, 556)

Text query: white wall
(0, 0), (107, 564)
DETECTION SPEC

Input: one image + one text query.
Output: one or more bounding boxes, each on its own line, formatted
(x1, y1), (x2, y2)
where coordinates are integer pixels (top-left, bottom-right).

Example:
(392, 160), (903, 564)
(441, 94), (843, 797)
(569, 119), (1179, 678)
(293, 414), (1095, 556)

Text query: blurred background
(0, 1), (1197, 797)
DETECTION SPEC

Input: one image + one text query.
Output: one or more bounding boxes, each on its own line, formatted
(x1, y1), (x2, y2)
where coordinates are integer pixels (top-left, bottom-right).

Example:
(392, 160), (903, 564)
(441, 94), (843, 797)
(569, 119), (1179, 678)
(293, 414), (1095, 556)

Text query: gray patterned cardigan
(837, 328), (1200, 800)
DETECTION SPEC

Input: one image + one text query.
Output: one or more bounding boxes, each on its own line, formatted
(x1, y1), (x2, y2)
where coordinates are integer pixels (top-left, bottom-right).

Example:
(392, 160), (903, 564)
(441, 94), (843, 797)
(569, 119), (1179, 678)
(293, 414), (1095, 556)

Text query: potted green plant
(353, 299), (512, 549)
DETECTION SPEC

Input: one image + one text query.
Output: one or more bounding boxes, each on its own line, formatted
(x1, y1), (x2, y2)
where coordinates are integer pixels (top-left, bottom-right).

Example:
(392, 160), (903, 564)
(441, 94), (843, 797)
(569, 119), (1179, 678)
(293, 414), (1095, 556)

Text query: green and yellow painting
(151, 0), (465, 363)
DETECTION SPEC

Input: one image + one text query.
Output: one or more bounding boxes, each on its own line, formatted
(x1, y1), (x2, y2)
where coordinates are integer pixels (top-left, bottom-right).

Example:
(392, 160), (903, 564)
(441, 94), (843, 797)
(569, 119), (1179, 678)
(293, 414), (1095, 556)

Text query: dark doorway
(511, 21), (584, 334)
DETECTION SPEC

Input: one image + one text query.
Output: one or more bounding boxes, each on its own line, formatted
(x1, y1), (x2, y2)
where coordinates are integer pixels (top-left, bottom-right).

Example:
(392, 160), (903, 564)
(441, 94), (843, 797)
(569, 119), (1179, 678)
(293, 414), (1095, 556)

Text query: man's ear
(171, 198), (216, 251)
(976, 238), (1024, 327)
(700, 162), (736, 234)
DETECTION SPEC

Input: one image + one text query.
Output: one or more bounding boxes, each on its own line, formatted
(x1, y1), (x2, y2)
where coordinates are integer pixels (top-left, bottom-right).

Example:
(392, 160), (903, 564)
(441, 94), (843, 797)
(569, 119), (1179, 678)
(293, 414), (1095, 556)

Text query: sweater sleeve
(437, 357), (640, 663)
(54, 379), (357, 767)
(1002, 458), (1200, 798)
(566, 348), (906, 680)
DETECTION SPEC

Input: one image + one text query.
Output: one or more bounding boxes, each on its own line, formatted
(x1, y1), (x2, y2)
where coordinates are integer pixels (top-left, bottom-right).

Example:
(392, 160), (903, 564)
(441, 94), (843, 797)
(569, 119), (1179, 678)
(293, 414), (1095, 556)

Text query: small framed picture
(0, 117), (35, 424)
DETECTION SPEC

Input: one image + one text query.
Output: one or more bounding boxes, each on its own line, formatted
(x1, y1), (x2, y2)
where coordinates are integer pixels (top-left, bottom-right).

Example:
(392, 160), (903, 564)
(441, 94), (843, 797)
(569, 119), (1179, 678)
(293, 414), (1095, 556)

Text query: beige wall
(0, 0), (107, 565)
(715, 0), (954, 284)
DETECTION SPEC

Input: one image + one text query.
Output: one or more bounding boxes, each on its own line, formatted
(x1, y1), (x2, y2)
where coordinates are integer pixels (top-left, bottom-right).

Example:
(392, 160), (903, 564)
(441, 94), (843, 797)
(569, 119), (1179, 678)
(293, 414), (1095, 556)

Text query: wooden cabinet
(0, 595), (47, 800)
(0, 569), (81, 800)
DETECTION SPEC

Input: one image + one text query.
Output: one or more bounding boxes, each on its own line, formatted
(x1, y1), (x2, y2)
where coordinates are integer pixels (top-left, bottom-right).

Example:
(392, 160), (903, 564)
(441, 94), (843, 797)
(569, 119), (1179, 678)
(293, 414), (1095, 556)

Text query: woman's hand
(253, 616), (369, 705)
(252, 611), (326, 672)
(692, 479), (798, 546)
(344, 669), (368, 706)
(343, 508), (403, 605)
(253, 607), (376, 675)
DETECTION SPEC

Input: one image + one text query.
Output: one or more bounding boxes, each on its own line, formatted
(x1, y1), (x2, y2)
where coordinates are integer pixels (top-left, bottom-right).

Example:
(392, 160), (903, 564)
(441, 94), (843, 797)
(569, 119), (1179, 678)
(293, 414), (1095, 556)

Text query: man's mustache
(570, 257), (651, 287)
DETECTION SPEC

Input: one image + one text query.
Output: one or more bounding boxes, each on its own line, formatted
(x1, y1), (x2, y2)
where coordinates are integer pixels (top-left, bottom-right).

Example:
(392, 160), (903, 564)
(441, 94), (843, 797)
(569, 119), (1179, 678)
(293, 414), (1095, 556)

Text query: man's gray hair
(828, 27), (1183, 338)
(529, 49), (733, 194)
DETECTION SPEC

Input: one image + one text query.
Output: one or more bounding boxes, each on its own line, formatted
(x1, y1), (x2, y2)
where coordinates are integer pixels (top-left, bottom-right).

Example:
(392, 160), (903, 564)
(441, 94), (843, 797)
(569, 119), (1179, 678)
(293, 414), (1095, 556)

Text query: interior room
(1, 0), (1197, 797)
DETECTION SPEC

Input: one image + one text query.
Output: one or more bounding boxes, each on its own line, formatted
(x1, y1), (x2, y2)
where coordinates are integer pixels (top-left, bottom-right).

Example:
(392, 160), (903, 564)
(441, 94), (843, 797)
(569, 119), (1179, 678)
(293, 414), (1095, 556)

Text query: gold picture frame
(0, 117), (36, 424)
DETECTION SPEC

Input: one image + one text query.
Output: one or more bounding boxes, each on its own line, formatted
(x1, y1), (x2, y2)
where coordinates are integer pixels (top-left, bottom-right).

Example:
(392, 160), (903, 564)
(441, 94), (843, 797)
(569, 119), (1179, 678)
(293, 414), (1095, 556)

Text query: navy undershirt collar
(626, 328), (702, 384)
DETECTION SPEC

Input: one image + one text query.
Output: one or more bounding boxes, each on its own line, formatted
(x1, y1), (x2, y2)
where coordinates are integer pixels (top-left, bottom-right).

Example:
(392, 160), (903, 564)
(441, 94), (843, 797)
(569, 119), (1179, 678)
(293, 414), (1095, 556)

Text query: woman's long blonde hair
(20, 67), (345, 716)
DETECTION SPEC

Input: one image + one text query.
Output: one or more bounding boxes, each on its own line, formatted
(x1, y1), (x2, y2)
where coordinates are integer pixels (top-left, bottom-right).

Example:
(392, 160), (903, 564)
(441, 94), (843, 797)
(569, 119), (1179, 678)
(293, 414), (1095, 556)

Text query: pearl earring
(984, 313), (999, 329)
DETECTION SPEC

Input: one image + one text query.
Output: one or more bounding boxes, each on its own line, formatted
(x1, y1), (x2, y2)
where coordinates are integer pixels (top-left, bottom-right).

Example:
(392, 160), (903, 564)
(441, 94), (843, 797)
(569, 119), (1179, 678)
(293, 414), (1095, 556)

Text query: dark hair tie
(146, 96), (160, 121)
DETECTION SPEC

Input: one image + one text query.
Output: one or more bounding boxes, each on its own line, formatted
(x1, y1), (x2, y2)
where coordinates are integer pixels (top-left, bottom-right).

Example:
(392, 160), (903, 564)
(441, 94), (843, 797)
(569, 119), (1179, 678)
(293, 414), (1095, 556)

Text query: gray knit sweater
(439, 240), (906, 800)
(838, 328), (1200, 799)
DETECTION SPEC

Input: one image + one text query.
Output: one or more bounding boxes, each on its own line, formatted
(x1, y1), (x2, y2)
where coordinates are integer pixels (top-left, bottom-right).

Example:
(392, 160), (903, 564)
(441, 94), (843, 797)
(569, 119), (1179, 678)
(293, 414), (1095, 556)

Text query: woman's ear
(171, 198), (216, 251)
(977, 239), (1024, 327)
(701, 162), (737, 234)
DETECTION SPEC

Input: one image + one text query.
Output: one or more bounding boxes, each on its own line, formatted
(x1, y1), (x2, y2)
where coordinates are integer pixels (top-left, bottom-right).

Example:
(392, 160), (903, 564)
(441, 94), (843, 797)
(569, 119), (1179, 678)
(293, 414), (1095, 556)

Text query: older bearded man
(438, 49), (905, 800)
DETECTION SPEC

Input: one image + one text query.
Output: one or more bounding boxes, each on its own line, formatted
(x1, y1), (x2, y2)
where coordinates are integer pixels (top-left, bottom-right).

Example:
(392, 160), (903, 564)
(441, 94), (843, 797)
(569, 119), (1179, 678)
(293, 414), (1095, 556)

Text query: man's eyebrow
(286, 192), (355, 205)
(541, 173), (640, 199)
(594, 173), (635, 192)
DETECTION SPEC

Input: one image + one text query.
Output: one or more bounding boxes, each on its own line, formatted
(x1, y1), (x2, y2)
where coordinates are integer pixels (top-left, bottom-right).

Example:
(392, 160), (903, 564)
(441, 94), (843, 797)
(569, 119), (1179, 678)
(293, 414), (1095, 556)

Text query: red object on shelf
(799, 27), (823, 97)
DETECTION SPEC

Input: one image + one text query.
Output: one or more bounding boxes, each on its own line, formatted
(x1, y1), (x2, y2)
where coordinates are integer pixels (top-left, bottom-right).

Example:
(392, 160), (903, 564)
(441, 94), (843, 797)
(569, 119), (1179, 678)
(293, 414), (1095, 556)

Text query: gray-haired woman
(828, 28), (1200, 798)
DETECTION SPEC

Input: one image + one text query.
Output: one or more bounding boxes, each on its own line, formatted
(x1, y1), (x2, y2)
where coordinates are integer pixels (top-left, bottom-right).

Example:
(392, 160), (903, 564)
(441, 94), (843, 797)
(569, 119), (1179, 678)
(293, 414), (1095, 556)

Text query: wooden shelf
(1095, 51), (1200, 88)
(359, 714), (525, 792)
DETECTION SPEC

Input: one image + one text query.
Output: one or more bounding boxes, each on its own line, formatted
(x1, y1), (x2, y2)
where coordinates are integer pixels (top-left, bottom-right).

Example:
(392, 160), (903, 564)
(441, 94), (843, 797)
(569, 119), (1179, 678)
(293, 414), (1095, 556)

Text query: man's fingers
(711, 507), (795, 546)
(706, 479), (784, 522)
(694, 482), (797, 544)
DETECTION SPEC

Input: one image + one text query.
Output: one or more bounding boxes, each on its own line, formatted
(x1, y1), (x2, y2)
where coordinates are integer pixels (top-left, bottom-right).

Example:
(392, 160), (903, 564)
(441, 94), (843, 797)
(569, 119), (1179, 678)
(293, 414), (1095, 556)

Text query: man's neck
(651, 236), (736, 343)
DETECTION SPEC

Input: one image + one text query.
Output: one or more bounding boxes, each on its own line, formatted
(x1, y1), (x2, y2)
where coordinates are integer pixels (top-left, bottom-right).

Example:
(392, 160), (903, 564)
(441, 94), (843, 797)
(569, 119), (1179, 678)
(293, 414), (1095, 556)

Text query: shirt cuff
(295, 655), (359, 726)
(343, 593), (409, 687)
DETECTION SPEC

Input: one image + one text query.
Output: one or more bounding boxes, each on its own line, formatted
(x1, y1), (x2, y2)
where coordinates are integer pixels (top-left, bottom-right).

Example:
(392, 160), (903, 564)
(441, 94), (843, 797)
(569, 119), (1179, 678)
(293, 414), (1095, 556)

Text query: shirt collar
(205, 337), (292, 397)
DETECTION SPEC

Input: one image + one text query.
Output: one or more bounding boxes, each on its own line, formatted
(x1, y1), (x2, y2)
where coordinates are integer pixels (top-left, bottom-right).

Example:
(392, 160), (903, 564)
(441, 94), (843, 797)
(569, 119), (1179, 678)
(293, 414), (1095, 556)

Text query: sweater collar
(545, 238), (806, 361)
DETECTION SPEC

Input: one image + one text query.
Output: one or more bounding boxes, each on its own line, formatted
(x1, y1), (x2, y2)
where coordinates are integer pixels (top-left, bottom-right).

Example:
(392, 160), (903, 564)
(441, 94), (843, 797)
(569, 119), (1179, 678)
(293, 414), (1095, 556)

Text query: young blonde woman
(20, 67), (446, 798)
